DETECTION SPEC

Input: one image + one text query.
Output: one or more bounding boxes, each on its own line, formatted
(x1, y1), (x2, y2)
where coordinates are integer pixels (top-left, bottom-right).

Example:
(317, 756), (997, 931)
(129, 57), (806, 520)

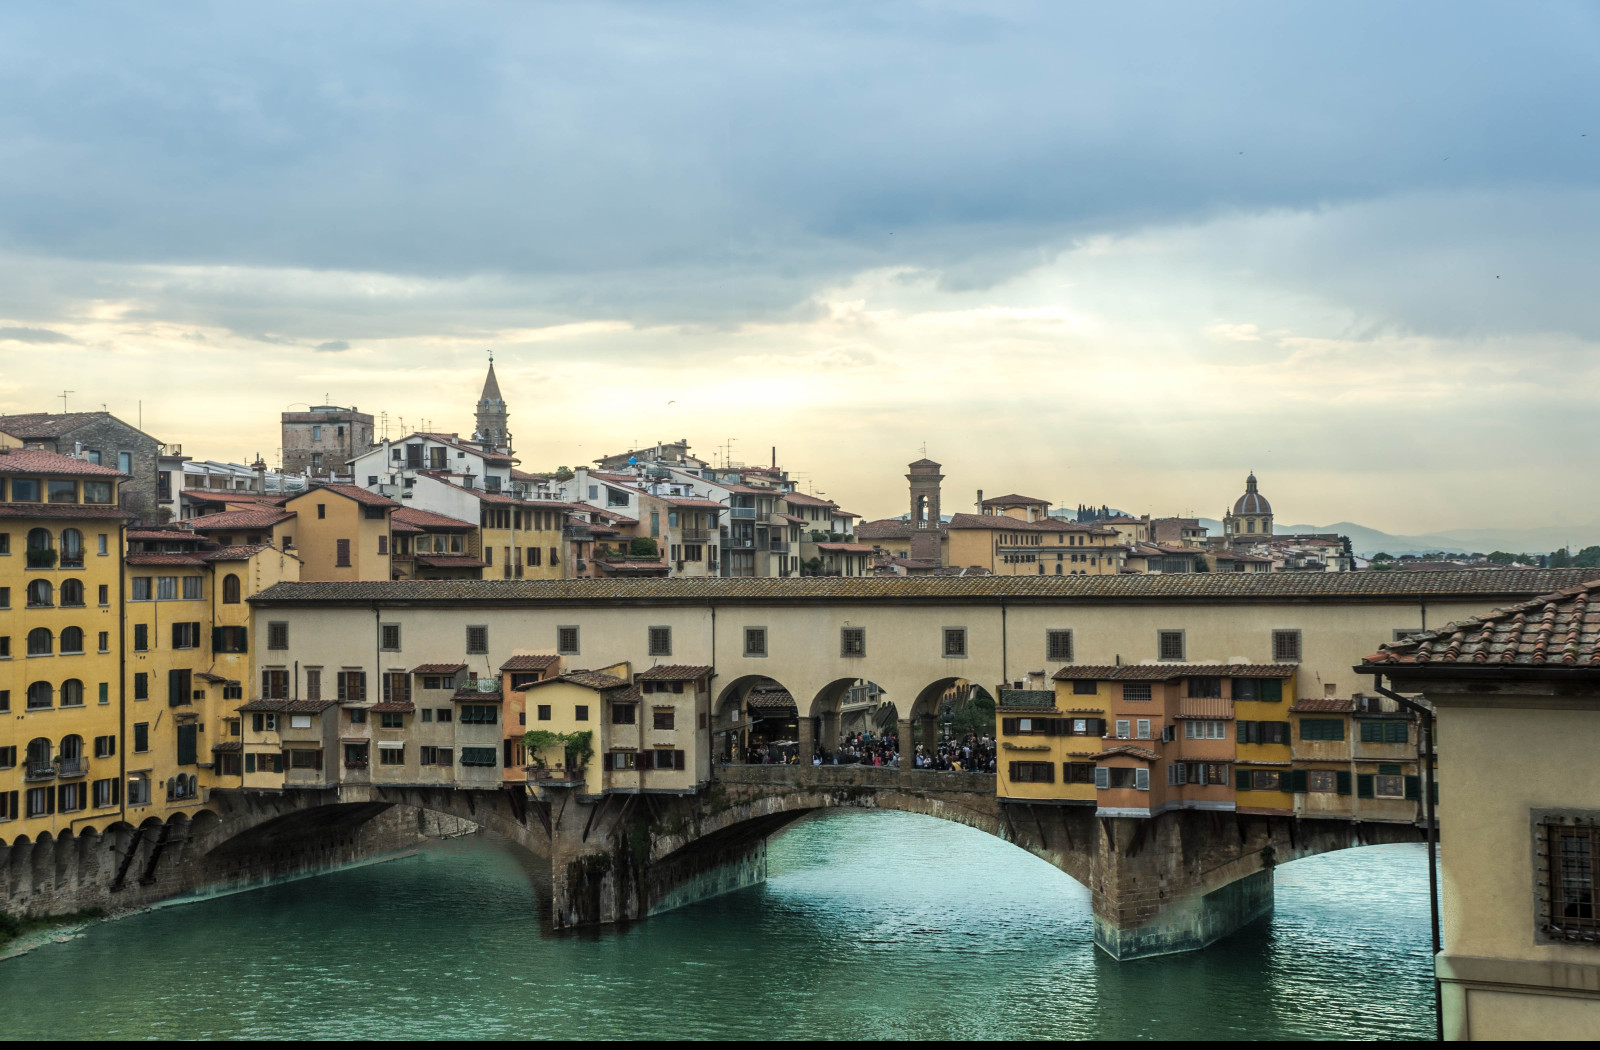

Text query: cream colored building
(1362, 581), (1600, 1040)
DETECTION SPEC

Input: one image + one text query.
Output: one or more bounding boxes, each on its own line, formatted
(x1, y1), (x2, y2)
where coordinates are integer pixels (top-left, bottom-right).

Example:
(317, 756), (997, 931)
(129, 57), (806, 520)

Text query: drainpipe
(118, 520), (128, 826)
(1373, 674), (1442, 1043)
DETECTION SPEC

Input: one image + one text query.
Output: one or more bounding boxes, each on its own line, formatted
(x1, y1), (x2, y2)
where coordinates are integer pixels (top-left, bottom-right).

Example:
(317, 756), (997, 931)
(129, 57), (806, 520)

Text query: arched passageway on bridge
(805, 678), (899, 766)
(715, 674), (805, 764)
(897, 677), (998, 769)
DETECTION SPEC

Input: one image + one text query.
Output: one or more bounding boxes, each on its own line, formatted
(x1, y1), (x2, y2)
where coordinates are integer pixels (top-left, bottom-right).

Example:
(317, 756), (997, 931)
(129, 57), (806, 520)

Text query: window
(182, 576), (203, 600)
(60, 679), (84, 706)
(127, 772), (151, 805)
(48, 479), (78, 504)
(1121, 683), (1152, 702)
(841, 627), (865, 658)
(1537, 816), (1600, 943)
(83, 481), (112, 505)
(131, 577), (151, 601)
(97, 533), (108, 555)
(1114, 719), (1130, 739)
(222, 574), (241, 604)
(0, 691), (7, 712)
(1374, 771), (1406, 798)
(1009, 761), (1055, 783)
(575, 704), (589, 721)
(13, 480), (39, 502)
(459, 704), (497, 725)
(1307, 770), (1342, 793)
(1065, 762), (1097, 784)
(380, 712), (405, 729)
(1135, 718), (1151, 739)
(262, 669), (290, 699)
(653, 709), (675, 730)
(1184, 720), (1227, 740)
(419, 746), (452, 766)
(536, 704), (552, 721)
(305, 668), (321, 700)
(93, 778), (118, 808)
(611, 702), (637, 725)
(337, 670), (366, 701)
(317, 503), (327, 519)
(336, 538), (351, 567)
(1299, 718), (1345, 742)
(466, 625), (489, 654)
(943, 627), (967, 658)
(648, 626), (672, 656)
(133, 672), (148, 701)
(1236, 720), (1290, 745)
(380, 624), (401, 651)
(744, 627), (767, 657)
(60, 579), (83, 606)
(460, 747), (497, 767)
(379, 746), (405, 766)
(1272, 629), (1302, 663)
(349, 707), (367, 725)
(157, 576), (178, 600)
(1158, 630), (1185, 661)
(1187, 677), (1222, 699)
(1360, 720), (1409, 744)
(1045, 629), (1073, 662)
(133, 722), (150, 752)
(436, 707), (452, 723)
(215, 625), (247, 653)
(26, 580), (52, 607)
(98, 584), (108, 606)
(557, 626), (580, 655)
(268, 622), (289, 650)
(26, 627), (52, 655)
(172, 621), (200, 649)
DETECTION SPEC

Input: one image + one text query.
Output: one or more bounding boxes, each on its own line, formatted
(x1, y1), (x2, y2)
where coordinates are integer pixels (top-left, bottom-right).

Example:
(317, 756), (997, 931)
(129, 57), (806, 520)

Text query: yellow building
(0, 449), (129, 842)
(946, 513), (1123, 576)
(1361, 585), (1600, 1039)
(281, 483), (394, 581)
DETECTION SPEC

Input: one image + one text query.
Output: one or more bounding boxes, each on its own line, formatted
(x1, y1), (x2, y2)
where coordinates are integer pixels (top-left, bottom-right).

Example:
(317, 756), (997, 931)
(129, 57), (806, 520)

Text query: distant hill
(1273, 520), (1600, 558)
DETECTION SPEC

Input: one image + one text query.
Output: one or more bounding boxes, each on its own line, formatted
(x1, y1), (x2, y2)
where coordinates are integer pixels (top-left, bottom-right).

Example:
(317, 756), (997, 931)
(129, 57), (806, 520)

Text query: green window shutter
(1336, 770), (1352, 795)
(1261, 679), (1281, 703)
(176, 724), (197, 766)
(1289, 769), (1308, 793)
(1360, 720), (1379, 742)
(1236, 722), (1248, 744)
(1236, 769), (1251, 791)
(1378, 763), (1402, 775)
(1386, 721), (1408, 744)
(1404, 775), (1421, 800)
(1357, 773), (1375, 799)
(245, 753), (256, 774)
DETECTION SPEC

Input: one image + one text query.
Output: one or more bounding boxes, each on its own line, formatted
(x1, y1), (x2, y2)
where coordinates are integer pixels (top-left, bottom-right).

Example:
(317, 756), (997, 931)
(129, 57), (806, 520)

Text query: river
(1, 811), (1434, 1040)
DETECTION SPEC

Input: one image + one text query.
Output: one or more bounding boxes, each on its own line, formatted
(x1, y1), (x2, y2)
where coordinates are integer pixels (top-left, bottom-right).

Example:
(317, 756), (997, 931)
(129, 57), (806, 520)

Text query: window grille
(840, 627), (865, 658)
(1538, 815), (1599, 943)
(1158, 630), (1185, 660)
(943, 628), (967, 658)
(1046, 630), (1073, 662)
(1272, 629), (1302, 662)
(648, 626), (672, 656)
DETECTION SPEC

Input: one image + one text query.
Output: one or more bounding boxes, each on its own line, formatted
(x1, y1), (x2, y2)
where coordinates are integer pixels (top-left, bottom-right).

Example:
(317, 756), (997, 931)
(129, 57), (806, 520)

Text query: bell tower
(475, 354), (510, 453)
(906, 458), (945, 562)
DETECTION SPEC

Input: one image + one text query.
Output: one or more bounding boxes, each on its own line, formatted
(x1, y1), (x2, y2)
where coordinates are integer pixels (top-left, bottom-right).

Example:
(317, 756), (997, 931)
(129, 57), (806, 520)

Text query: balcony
(563, 526), (593, 541)
(730, 507), (757, 520)
(679, 528), (711, 541)
(725, 536), (757, 549)
(769, 540), (791, 554)
(59, 757), (89, 778)
(24, 764), (56, 782)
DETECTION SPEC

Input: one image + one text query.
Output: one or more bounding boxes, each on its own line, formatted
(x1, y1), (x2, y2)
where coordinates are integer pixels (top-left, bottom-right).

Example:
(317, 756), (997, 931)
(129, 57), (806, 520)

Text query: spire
(481, 356), (503, 403)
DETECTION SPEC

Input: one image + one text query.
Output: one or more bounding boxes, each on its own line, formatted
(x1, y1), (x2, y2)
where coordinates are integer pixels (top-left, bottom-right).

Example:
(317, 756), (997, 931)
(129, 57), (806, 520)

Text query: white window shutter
(1135, 767), (1150, 791)
(1094, 766), (1109, 789)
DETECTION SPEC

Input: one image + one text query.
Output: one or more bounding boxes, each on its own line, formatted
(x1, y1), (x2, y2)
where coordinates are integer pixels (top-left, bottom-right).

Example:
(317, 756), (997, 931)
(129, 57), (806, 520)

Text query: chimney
(771, 446), (776, 469)
(251, 454), (268, 494)
(976, 489), (983, 514)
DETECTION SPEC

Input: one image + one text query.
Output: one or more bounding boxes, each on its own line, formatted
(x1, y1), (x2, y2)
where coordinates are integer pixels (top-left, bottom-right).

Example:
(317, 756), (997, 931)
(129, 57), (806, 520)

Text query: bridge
(2, 760), (1423, 961)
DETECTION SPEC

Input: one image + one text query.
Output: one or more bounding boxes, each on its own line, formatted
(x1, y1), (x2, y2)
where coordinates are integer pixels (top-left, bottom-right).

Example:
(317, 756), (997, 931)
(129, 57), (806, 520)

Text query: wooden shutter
(245, 753), (256, 773)
(111, 779), (120, 804)
(1336, 770), (1352, 795)
(1134, 767), (1148, 791)
(1094, 766), (1109, 789)
(315, 749), (324, 771)
(212, 626), (223, 651)
(1356, 773), (1375, 799)
(1289, 769), (1308, 793)
(1235, 769), (1251, 791)
(176, 724), (197, 766)
(1001, 718), (1018, 735)
(674, 750), (685, 770)
(382, 674), (391, 702)
(1261, 680), (1281, 703)
(1404, 775), (1420, 800)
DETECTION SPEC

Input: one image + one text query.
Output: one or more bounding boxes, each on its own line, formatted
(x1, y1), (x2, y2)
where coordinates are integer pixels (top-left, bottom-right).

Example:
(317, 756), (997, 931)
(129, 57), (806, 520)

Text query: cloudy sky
(0, 1), (1596, 532)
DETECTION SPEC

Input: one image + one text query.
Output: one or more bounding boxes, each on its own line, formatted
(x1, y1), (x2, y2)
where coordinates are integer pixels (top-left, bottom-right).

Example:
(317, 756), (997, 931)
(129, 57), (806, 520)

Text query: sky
(0, 1), (1597, 533)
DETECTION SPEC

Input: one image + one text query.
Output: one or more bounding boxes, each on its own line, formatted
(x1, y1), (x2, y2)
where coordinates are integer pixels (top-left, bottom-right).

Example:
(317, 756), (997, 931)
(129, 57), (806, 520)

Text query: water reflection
(1, 810), (1433, 1040)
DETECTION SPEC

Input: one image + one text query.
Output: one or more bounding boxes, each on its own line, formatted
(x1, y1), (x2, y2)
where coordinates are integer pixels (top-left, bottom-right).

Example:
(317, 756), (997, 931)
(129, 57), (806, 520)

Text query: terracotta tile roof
(1290, 697), (1357, 713)
(659, 495), (726, 510)
(779, 491), (837, 508)
(390, 518), (423, 534)
(0, 447), (130, 477)
(520, 670), (629, 691)
(127, 527), (197, 541)
(595, 560), (670, 575)
(415, 554), (489, 569)
(189, 508), (295, 530)
(1095, 745), (1160, 761)
(126, 552), (206, 566)
(635, 664), (712, 681)
(855, 519), (916, 539)
(946, 512), (1113, 535)
(391, 506), (477, 531)
(0, 503), (133, 521)
(195, 672), (235, 684)
(816, 542), (876, 553)
(0, 412), (145, 441)
(237, 699), (341, 713)
(1362, 579), (1600, 673)
(779, 514), (811, 525)
(981, 494), (1050, 507)
(745, 688), (796, 711)
(200, 544), (278, 562)
(1053, 664), (1296, 681)
(249, 569), (1598, 607)
(417, 471), (525, 505)
(1176, 698), (1234, 719)
(500, 654), (560, 671)
(996, 688), (1056, 710)
(370, 701), (414, 712)
(210, 741), (242, 753)
(410, 662), (467, 674)
(302, 483), (396, 508)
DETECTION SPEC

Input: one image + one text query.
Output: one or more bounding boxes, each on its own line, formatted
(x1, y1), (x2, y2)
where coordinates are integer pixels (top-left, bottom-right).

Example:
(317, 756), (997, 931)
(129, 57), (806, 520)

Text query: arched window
(60, 627), (84, 653)
(59, 528), (84, 568)
(26, 627), (53, 656)
(58, 734), (83, 764)
(26, 579), (53, 607)
(26, 682), (52, 710)
(60, 578), (85, 606)
(222, 573), (241, 604)
(59, 680), (83, 707)
(26, 527), (52, 551)
(26, 737), (52, 772)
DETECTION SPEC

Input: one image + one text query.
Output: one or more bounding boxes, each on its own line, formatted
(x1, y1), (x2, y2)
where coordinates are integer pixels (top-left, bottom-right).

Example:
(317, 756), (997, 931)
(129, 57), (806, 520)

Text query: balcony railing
(679, 528), (711, 541)
(725, 536), (757, 549)
(562, 526), (593, 540)
(769, 541), (791, 554)
(59, 757), (89, 777)
(24, 764), (56, 782)
(730, 507), (757, 519)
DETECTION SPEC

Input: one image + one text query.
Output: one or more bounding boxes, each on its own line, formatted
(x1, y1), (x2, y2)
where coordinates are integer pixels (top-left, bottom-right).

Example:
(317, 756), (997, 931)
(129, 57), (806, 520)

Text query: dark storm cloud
(0, 0), (1594, 330)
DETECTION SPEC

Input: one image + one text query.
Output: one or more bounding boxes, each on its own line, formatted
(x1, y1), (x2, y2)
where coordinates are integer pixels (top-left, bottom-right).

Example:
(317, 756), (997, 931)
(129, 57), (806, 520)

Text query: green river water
(0, 810), (1434, 1040)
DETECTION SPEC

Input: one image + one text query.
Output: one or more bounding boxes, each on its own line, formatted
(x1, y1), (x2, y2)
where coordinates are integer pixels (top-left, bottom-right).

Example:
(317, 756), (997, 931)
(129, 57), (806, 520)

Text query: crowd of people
(818, 730), (900, 767)
(725, 726), (997, 772)
(908, 731), (996, 773)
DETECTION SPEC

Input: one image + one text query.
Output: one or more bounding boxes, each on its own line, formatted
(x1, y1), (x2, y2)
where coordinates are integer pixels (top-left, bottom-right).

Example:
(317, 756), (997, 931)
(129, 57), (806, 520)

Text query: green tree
(1549, 547), (1574, 568)
(628, 536), (659, 558)
(1372, 552), (1394, 562)
(949, 694), (996, 738)
(1486, 551), (1518, 565)
(1573, 545), (1600, 568)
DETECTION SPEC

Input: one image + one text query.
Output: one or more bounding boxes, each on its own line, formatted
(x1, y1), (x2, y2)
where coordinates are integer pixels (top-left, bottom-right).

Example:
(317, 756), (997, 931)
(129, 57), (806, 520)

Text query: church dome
(1232, 473), (1272, 515)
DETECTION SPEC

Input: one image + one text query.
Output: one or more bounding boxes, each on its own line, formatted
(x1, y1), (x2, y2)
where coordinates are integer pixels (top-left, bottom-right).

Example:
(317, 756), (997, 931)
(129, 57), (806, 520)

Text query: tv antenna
(59, 390), (74, 412)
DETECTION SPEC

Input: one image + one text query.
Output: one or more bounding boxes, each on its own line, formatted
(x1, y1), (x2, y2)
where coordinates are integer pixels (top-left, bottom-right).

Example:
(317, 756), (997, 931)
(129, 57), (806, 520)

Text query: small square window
(537, 705), (552, 721)
(942, 627), (967, 658)
(1272, 629), (1302, 663)
(380, 624), (401, 651)
(648, 626), (672, 657)
(557, 626), (580, 655)
(743, 627), (767, 658)
(466, 625), (488, 654)
(1158, 630), (1185, 661)
(1045, 629), (1073, 662)
(840, 627), (865, 658)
